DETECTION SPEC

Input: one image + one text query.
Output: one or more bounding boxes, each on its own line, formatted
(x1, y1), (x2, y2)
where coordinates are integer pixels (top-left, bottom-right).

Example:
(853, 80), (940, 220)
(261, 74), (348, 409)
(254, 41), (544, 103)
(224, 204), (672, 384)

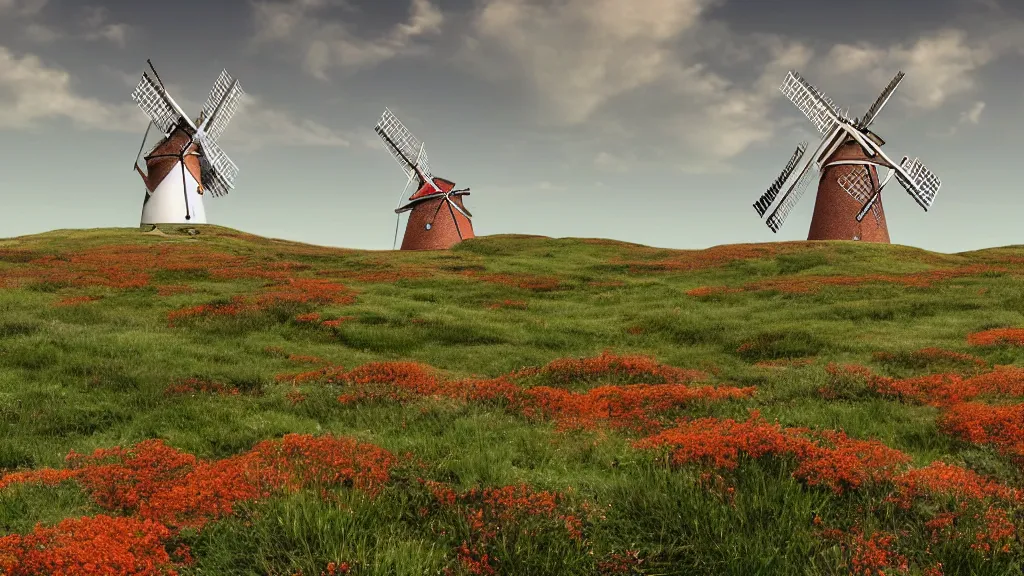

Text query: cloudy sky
(0, 0), (1021, 253)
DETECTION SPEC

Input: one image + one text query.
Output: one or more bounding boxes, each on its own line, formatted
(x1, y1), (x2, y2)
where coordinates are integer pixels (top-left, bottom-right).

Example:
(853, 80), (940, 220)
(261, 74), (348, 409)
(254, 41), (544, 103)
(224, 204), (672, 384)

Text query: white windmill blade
(894, 156), (941, 209)
(199, 70), (244, 143)
(203, 168), (234, 198)
(765, 159), (818, 233)
(131, 73), (184, 135)
(196, 135), (239, 192)
(780, 71), (849, 135)
(200, 70), (234, 123)
(755, 142), (808, 217)
(375, 108), (433, 181)
(857, 71), (905, 130)
(843, 126), (940, 212)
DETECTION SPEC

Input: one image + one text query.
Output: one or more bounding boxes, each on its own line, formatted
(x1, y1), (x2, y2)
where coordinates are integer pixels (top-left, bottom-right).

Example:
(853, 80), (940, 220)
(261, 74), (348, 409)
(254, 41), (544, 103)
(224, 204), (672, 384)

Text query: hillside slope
(1, 226), (1023, 575)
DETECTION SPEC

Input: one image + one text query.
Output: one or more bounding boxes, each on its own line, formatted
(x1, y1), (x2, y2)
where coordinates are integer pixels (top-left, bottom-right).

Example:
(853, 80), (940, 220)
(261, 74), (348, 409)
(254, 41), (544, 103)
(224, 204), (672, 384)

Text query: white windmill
(131, 60), (243, 226)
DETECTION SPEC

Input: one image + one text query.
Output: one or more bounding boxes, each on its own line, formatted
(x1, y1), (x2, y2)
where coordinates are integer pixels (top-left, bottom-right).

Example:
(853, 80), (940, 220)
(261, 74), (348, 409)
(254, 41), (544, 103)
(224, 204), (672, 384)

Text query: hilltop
(0, 225), (1023, 575)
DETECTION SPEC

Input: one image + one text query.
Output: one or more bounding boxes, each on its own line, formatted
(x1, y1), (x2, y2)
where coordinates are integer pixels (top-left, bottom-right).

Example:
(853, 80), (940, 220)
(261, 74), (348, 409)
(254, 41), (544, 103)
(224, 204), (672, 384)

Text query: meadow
(0, 225), (1023, 575)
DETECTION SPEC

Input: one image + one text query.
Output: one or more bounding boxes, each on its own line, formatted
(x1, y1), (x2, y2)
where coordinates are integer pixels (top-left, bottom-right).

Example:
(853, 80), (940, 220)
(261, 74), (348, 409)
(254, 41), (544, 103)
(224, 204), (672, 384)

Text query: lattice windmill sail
(753, 70), (942, 243)
(374, 107), (475, 250)
(130, 60), (244, 226)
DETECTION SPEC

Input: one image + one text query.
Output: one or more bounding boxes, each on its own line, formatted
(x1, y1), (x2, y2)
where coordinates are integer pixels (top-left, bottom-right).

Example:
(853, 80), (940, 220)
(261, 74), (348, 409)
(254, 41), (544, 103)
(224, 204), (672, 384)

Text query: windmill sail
(375, 108), (432, 182)
(895, 156), (941, 209)
(857, 71), (905, 129)
(197, 137), (239, 197)
(755, 142), (807, 217)
(200, 70), (244, 143)
(780, 71), (848, 135)
(765, 162), (817, 233)
(131, 74), (183, 135)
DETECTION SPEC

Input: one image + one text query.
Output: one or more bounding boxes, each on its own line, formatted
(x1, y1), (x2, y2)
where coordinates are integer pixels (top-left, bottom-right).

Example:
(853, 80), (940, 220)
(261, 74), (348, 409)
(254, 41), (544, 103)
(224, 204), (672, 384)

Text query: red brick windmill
(753, 70), (942, 242)
(374, 108), (474, 250)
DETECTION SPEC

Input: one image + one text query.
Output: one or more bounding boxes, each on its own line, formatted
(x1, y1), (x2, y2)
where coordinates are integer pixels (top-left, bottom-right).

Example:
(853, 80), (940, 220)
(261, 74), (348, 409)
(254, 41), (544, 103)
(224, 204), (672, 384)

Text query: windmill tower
(130, 60), (244, 226)
(753, 71), (942, 242)
(374, 108), (474, 250)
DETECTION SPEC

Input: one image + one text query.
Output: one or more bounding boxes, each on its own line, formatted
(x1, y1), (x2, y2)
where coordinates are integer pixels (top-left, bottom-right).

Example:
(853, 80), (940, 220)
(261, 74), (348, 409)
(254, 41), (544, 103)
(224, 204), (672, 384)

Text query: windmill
(130, 60), (244, 226)
(374, 108), (474, 250)
(753, 70), (941, 242)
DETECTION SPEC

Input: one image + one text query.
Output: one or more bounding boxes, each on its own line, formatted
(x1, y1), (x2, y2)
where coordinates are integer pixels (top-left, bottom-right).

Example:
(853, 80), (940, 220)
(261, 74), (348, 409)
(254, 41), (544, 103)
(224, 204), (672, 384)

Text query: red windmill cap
(409, 176), (456, 200)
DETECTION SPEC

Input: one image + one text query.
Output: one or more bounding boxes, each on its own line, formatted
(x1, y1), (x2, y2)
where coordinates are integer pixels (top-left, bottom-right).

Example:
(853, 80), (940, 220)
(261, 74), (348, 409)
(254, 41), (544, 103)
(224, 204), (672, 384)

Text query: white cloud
(464, 0), (719, 126)
(536, 180), (566, 191)
(251, 0), (444, 79)
(960, 101), (986, 125)
(24, 23), (58, 43)
(0, 46), (139, 131)
(0, 46), (349, 152)
(459, 0), (818, 170)
(458, 0), (1021, 171)
(81, 7), (131, 48)
(222, 95), (351, 150)
(818, 29), (997, 111)
(0, 0), (47, 16)
(594, 151), (630, 173)
(939, 100), (987, 137)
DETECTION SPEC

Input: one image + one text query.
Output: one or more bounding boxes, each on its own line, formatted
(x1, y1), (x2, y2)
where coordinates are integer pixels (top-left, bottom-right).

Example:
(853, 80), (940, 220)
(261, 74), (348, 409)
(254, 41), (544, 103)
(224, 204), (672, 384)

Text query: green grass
(1, 225), (1023, 575)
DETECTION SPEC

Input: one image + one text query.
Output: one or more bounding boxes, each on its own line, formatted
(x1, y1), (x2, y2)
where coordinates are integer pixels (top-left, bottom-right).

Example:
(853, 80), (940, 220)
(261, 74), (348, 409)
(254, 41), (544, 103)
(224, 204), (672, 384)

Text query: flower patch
(967, 328), (1024, 347)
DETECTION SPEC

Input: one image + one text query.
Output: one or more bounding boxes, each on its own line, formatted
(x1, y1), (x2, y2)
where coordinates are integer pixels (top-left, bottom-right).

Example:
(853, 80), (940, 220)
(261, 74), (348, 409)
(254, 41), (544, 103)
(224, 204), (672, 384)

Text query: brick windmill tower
(130, 60), (243, 225)
(374, 108), (474, 250)
(753, 70), (942, 242)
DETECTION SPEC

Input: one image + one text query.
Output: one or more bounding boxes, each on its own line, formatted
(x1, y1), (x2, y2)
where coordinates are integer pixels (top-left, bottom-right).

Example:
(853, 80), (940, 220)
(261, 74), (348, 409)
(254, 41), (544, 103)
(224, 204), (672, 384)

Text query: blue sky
(0, 0), (1021, 252)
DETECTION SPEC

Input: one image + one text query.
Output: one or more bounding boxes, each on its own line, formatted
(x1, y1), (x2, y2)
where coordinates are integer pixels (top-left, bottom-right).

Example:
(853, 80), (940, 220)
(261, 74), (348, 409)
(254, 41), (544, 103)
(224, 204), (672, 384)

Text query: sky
(0, 0), (1021, 253)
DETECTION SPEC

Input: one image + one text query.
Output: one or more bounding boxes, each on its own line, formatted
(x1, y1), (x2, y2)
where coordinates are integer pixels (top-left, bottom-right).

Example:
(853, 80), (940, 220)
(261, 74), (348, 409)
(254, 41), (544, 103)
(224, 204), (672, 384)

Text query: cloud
(1, 2), (133, 47)
(222, 95), (351, 150)
(81, 6), (132, 48)
(815, 26), (1020, 112)
(458, 0), (1022, 171)
(0, 46), (349, 153)
(0, 46), (139, 131)
(593, 151), (629, 173)
(960, 101), (986, 125)
(536, 180), (566, 191)
(0, 0), (47, 16)
(459, 0), (817, 170)
(24, 23), (58, 43)
(938, 100), (986, 137)
(463, 0), (719, 125)
(251, 0), (444, 79)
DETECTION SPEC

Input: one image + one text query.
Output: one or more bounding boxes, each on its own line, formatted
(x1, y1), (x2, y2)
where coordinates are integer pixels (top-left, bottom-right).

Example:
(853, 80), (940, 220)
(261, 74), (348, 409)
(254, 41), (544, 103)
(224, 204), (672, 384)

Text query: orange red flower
(0, 515), (176, 576)
(967, 328), (1024, 347)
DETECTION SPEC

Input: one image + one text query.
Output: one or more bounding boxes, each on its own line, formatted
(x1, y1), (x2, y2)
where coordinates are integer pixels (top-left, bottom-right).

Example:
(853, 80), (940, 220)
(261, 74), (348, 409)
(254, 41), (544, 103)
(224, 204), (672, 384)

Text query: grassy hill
(1, 225), (1023, 575)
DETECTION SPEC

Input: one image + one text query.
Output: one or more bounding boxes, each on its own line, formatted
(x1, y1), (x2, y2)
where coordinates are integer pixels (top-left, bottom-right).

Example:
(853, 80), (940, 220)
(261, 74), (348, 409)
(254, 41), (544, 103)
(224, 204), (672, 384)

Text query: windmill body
(138, 124), (207, 225)
(400, 177), (475, 250)
(753, 71), (941, 242)
(807, 140), (889, 242)
(375, 108), (475, 250)
(130, 62), (244, 226)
